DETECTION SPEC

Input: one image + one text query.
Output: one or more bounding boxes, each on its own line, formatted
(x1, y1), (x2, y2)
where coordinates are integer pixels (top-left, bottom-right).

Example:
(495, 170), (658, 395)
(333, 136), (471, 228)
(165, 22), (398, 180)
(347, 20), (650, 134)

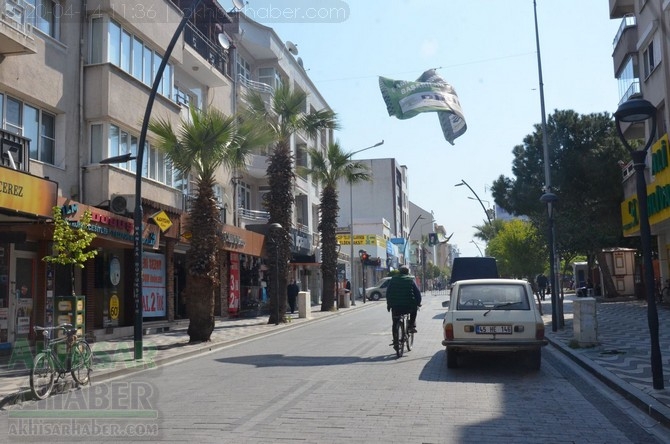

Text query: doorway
(9, 249), (37, 343)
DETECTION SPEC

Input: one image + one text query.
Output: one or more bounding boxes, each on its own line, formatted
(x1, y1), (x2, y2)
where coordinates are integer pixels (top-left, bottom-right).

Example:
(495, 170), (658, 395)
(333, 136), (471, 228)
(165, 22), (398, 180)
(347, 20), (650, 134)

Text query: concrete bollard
(573, 297), (597, 346)
(298, 291), (311, 319)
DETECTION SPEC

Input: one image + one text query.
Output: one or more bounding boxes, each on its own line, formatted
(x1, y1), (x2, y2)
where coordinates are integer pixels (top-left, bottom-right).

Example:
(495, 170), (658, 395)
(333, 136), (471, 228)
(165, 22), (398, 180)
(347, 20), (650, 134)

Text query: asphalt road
(2, 294), (668, 443)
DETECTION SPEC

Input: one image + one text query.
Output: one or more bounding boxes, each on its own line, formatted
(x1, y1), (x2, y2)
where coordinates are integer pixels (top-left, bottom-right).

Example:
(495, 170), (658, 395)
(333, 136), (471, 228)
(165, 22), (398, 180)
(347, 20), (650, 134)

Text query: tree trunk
(187, 275), (215, 342)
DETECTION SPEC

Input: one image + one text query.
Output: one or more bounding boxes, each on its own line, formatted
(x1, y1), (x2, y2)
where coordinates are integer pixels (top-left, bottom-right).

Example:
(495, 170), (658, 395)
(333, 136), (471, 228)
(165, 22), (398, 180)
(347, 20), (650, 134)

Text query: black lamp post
(540, 192), (559, 332)
(614, 98), (664, 390)
(99, 0), (207, 360)
(455, 180), (492, 225)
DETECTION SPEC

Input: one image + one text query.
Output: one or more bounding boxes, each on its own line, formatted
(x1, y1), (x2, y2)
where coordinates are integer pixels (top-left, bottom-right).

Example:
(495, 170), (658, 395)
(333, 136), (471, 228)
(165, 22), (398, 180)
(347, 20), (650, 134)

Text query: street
(2, 293), (669, 443)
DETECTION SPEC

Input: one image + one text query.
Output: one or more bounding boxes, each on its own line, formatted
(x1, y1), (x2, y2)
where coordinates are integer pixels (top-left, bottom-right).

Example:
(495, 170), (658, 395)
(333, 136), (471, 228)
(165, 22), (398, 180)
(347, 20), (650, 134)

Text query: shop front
(0, 166), (58, 352)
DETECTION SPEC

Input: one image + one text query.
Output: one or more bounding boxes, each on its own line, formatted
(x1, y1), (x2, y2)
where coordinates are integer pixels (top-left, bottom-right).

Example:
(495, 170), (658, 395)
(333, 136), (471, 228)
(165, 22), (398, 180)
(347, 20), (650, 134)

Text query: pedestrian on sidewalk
(536, 273), (548, 301)
(287, 280), (300, 313)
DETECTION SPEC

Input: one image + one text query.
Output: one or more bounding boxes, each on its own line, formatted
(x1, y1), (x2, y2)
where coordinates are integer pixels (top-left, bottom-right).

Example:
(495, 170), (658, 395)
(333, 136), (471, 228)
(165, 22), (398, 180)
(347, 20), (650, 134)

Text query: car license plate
(476, 325), (512, 334)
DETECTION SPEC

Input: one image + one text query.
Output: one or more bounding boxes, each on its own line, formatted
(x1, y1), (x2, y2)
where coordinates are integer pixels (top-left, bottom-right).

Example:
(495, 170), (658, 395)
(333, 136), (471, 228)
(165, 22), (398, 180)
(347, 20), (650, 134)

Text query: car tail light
(444, 323), (454, 340)
(535, 322), (545, 340)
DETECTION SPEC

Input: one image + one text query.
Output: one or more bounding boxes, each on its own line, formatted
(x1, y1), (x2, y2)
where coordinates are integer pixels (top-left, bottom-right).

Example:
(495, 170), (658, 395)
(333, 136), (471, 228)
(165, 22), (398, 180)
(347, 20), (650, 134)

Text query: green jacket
(386, 274), (421, 310)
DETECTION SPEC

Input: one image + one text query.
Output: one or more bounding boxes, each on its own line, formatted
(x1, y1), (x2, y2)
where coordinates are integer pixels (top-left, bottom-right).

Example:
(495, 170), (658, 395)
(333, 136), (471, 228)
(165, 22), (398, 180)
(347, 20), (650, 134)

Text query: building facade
(0, 1), (334, 351)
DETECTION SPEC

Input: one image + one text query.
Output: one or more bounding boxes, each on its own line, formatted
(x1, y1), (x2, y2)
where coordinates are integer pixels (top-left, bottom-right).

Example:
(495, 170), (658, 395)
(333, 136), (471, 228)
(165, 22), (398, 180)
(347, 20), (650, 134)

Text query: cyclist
(386, 265), (422, 333)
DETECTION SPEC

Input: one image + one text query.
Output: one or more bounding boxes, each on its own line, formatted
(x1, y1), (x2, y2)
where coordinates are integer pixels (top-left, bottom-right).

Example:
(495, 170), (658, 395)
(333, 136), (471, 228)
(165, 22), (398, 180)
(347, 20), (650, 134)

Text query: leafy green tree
(487, 219), (546, 280)
(491, 110), (630, 295)
(302, 142), (371, 311)
(149, 106), (270, 342)
(43, 206), (98, 296)
(244, 84), (339, 323)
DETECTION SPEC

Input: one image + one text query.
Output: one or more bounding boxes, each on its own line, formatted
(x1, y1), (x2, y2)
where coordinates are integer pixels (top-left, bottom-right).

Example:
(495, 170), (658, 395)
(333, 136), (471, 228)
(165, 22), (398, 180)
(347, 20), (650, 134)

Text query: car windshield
(456, 284), (530, 310)
(373, 278), (390, 288)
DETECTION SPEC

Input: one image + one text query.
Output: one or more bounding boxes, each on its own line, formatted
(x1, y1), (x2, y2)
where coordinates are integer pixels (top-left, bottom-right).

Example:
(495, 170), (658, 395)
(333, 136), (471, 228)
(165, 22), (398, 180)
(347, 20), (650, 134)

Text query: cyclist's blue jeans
(391, 306), (417, 327)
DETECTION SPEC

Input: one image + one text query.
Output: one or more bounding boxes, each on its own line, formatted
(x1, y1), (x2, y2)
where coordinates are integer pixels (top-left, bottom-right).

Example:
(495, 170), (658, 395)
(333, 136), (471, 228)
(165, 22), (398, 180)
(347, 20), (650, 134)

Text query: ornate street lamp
(614, 98), (663, 389)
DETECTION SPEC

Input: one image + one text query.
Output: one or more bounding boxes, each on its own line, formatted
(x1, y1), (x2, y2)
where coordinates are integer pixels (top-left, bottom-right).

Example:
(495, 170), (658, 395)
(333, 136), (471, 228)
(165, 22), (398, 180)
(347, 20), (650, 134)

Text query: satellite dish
(218, 33), (231, 50)
(286, 41), (299, 55)
(231, 0), (245, 10)
(297, 57), (304, 68)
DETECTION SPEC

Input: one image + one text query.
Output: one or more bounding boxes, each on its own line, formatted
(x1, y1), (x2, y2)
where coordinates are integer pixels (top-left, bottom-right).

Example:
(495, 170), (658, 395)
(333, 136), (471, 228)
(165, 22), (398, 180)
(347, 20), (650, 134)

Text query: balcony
(609, 0), (634, 19)
(0, 0), (36, 57)
(612, 15), (637, 74)
(183, 23), (231, 87)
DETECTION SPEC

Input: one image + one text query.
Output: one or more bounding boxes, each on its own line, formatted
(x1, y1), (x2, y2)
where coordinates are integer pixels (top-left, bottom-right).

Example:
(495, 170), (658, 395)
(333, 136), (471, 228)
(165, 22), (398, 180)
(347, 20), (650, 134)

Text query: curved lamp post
(614, 98), (664, 389)
(455, 180), (492, 225)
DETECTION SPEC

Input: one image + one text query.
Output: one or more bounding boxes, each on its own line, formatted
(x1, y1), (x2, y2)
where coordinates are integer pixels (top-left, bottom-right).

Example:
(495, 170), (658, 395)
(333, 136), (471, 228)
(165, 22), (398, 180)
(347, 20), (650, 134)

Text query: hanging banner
(229, 253), (240, 315)
(379, 69), (467, 145)
(142, 252), (166, 317)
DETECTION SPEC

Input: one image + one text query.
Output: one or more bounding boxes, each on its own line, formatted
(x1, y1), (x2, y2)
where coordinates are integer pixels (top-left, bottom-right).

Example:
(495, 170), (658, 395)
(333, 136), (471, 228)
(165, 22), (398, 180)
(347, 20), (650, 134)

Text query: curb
(546, 335), (670, 428)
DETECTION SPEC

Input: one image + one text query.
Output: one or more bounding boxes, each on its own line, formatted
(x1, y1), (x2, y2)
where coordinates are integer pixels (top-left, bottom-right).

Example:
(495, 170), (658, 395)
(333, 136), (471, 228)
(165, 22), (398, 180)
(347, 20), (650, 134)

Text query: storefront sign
(142, 252), (166, 317)
(150, 210), (173, 233)
(58, 198), (160, 248)
(0, 167), (57, 217)
(622, 134), (670, 235)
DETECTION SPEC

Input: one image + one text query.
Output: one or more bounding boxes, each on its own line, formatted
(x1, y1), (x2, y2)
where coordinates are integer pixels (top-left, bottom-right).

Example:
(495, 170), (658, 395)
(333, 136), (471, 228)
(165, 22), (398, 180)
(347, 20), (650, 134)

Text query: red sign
(229, 253), (240, 315)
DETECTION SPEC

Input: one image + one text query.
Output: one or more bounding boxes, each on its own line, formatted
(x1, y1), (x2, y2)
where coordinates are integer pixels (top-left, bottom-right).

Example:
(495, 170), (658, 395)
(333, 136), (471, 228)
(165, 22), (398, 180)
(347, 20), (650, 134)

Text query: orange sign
(0, 167), (57, 217)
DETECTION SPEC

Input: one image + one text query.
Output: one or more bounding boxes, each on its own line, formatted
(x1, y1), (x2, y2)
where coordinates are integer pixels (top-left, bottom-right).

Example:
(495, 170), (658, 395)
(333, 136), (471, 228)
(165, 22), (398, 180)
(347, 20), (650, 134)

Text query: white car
(442, 278), (548, 370)
(365, 277), (391, 301)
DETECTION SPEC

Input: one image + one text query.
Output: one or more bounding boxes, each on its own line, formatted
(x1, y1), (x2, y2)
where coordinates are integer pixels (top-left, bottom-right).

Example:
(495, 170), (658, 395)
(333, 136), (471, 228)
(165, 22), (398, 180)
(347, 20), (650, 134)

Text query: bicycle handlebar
(34, 324), (76, 334)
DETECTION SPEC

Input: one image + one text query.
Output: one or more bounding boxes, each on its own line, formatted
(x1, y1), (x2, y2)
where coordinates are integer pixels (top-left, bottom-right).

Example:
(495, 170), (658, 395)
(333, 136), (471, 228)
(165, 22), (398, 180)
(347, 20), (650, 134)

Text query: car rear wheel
(446, 348), (458, 369)
(527, 349), (541, 371)
(370, 292), (381, 301)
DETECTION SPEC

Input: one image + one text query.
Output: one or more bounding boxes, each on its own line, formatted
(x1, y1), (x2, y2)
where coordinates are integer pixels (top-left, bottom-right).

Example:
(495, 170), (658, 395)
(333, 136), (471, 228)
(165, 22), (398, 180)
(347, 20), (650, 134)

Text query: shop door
(9, 252), (37, 343)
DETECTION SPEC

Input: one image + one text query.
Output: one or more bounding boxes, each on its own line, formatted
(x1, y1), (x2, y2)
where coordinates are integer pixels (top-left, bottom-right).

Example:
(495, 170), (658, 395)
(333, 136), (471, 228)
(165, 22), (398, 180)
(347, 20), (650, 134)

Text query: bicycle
(391, 313), (414, 358)
(30, 323), (93, 400)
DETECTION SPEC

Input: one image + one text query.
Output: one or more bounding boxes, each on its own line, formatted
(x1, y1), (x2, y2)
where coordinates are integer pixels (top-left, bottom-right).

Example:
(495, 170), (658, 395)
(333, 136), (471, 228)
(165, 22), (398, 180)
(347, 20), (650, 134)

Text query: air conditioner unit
(110, 194), (136, 215)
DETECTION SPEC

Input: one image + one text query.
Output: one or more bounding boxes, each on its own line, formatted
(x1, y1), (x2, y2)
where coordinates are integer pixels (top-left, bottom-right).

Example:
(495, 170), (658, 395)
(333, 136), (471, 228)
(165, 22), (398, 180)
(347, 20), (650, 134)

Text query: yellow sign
(0, 167), (57, 217)
(109, 294), (120, 320)
(150, 210), (173, 233)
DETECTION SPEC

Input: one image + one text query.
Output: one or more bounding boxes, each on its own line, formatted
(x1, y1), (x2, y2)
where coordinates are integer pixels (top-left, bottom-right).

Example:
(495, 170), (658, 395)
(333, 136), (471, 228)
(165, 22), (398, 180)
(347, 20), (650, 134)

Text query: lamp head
(614, 98), (656, 123)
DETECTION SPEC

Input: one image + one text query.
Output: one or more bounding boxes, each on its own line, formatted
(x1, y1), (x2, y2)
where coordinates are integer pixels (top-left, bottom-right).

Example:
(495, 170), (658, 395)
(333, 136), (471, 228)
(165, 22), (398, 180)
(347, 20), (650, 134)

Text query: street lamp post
(455, 180), (492, 224)
(348, 140), (384, 305)
(614, 98), (664, 390)
(100, 0), (208, 359)
(470, 240), (483, 257)
(534, 0), (563, 332)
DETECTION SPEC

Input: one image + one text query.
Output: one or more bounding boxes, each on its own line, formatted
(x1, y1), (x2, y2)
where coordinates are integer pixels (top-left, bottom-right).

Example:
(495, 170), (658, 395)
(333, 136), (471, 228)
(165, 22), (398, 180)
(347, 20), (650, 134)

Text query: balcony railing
(184, 23), (228, 77)
(238, 74), (275, 95)
(0, 129), (29, 172)
(613, 14), (636, 49)
(619, 79), (641, 105)
(238, 207), (270, 221)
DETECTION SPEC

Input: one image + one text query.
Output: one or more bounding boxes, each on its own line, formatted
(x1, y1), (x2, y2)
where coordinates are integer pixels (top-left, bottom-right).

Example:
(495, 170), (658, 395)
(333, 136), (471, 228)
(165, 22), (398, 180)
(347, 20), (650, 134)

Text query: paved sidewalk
(542, 293), (670, 427)
(2, 291), (670, 430)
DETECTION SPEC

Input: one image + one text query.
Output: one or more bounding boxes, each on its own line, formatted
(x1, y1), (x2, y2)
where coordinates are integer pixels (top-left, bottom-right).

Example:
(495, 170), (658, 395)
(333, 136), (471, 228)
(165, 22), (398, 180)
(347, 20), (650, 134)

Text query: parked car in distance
(442, 278), (547, 370)
(365, 277), (391, 301)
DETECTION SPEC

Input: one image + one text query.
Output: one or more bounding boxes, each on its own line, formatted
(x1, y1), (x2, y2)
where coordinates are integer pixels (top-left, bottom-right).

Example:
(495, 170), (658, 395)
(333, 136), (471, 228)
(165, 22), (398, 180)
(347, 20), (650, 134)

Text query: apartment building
(0, 0), (333, 350)
(336, 158), (410, 294)
(610, 0), (670, 285)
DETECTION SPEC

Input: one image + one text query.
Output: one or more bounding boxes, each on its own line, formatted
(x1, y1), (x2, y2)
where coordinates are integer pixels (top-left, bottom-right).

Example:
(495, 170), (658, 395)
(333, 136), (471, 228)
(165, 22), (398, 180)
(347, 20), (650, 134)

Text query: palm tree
(243, 84), (339, 323)
(302, 142), (371, 311)
(149, 106), (271, 342)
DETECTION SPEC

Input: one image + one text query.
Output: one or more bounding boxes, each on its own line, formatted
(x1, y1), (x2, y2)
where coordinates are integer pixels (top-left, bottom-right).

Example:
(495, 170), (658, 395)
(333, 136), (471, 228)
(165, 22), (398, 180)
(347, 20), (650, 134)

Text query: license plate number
(476, 325), (512, 334)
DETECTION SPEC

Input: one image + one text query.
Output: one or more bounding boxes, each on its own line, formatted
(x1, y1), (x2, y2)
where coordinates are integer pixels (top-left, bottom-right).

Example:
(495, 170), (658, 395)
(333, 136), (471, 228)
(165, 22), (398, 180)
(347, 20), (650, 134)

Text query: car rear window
(456, 284), (530, 310)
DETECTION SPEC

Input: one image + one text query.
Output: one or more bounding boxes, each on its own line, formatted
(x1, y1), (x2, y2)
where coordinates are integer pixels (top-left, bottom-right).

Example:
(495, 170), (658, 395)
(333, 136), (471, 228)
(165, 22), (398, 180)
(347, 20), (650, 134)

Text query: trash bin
(338, 289), (351, 308)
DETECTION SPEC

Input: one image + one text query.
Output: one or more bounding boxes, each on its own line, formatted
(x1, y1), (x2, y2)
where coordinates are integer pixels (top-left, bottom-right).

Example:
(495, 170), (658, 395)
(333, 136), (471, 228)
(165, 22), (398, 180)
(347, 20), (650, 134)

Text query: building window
(90, 17), (173, 100)
(237, 54), (251, 80)
(0, 94), (55, 165)
(28, 0), (60, 39)
(239, 181), (251, 210)
(643, 39), (659, 79)
(258, 67), (282, 91)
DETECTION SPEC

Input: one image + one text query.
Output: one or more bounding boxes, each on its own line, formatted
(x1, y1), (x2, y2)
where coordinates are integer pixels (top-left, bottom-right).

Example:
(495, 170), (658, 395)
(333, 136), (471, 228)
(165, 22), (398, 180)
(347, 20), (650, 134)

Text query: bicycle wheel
(396, 321), (405, 358)
(405, 319), (413, 352)
(30, 352), (55, 400)
(71, 341), (93, 385)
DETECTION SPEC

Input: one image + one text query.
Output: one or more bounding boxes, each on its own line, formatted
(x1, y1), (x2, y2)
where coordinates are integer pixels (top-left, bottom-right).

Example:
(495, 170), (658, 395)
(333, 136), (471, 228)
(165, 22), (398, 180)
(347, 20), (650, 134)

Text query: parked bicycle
(391, 313), (414, 358)
(30, 323), (93, 400)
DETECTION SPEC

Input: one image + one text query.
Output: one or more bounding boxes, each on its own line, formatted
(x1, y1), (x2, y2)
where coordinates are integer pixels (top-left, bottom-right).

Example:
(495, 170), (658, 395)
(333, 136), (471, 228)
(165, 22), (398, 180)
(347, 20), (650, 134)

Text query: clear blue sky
(236, 0), (621, 258)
